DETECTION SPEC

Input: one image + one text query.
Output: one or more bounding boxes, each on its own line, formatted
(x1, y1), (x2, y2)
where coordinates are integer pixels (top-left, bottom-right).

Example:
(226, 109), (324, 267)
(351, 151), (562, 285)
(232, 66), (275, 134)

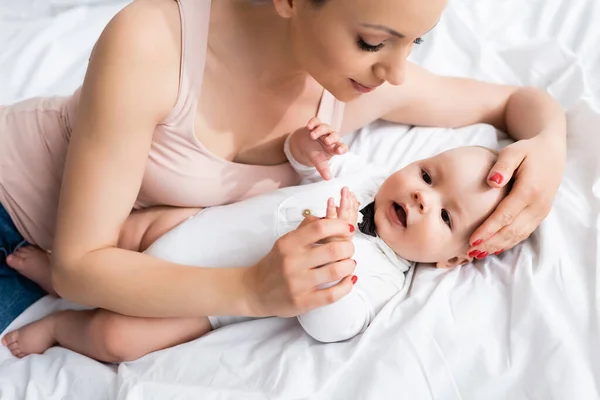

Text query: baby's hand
(320, 187), (359, 244)
(326, 187), (359, 227)
(289, 117), (348, 180)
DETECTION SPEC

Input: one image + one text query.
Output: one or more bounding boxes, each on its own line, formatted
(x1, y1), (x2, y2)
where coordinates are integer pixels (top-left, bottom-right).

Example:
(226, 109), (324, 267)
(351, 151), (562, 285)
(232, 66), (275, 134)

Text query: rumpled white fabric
(1, 0), (599, 399)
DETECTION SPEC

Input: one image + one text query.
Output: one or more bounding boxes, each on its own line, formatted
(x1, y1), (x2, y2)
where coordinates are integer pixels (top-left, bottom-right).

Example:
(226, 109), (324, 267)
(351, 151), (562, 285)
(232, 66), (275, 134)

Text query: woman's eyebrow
(361, 24), (404, 38)
(360, 21), (440, 38)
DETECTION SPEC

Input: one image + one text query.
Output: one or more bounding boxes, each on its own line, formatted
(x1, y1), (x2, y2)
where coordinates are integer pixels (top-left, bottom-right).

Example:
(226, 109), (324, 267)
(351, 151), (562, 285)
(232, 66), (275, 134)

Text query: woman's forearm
(51, 248), (253, 318)
(504, 87), (567, 141)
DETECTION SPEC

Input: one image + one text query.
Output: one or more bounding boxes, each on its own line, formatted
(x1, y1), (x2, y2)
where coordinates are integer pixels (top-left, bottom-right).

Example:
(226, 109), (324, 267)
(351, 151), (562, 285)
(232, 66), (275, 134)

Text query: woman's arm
(344, 62), (566, 255)
(51, 1), (357, 319)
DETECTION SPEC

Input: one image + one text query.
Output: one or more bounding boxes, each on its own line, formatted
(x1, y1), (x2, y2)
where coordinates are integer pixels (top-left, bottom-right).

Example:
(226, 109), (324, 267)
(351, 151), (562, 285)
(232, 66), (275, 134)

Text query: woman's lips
(350, 79), (378, 93)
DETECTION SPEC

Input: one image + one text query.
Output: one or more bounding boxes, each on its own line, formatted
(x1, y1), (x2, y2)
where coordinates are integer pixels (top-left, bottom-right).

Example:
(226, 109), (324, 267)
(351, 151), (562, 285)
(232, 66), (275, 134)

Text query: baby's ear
(436, 254), (471, 269)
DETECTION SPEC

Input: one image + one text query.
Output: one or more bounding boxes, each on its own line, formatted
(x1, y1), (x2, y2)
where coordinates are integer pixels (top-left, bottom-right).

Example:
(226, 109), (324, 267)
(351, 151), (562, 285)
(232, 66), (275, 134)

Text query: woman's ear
(436, 254), (471, 269)
(272, 0), (295, 18)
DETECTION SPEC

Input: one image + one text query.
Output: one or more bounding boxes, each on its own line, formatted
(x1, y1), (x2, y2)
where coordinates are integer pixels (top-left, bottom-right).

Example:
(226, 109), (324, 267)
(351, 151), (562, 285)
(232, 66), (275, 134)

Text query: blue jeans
(0, 204), (45, 333)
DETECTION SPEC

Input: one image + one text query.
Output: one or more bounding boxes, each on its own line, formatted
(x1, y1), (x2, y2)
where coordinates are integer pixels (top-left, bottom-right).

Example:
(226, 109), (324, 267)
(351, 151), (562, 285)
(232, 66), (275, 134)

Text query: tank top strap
(163, 0), (212, 126)
(316, 89), (346, 133)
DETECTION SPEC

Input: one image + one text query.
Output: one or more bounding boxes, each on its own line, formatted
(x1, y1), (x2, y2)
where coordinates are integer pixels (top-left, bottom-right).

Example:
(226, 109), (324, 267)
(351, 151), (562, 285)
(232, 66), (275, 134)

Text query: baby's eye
(420, 169), (432, 185)
(441, 209), (452, 229)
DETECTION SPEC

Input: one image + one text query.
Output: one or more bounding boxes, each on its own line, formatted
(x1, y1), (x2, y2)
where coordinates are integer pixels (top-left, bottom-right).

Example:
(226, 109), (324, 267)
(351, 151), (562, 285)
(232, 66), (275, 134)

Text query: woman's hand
(242, 217), (357, 318)
(289, 117), (348, 180)
(468, 131), (566, 257)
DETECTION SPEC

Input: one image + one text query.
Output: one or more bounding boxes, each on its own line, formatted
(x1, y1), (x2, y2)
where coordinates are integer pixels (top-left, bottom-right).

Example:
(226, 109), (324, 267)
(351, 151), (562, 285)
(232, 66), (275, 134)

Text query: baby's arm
(118, 207), (201, 252)
(297, 189), (379, 343)
(297, 267), (402, 342)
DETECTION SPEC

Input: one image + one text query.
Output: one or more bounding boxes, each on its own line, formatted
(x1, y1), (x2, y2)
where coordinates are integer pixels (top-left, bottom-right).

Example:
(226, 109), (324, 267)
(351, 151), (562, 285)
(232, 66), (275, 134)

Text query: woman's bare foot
(6, 245), (57, 296)
(1, 316), (57, 358)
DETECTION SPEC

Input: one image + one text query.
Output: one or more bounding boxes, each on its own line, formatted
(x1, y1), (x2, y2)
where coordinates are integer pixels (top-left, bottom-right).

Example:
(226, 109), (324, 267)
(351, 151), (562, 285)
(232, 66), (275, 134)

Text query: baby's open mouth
(393, 202), (407, 227)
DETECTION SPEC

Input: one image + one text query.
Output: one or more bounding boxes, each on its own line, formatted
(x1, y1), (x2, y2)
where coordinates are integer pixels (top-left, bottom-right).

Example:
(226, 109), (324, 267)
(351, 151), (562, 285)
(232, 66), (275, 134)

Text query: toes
(6, 254), (24, 269)
(2, 330), (19, 347)
(8, 342), (19, 352)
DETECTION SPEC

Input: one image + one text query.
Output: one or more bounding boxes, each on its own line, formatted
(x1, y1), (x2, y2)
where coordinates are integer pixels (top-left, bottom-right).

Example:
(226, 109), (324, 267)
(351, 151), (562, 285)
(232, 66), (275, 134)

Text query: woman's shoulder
(83, 0), (182, 120)
(103, 0), (181, 58)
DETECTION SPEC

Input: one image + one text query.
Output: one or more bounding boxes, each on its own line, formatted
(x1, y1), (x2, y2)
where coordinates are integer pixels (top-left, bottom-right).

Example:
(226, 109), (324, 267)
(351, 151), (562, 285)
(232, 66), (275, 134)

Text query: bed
(1, 0), (599, 399)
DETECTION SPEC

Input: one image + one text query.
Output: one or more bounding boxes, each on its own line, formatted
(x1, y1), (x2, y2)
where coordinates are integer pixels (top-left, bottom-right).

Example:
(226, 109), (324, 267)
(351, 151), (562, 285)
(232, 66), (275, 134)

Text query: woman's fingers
(470, 178), (530, 247)
(486, 144), (526, 188)
(308, 274), (355, 310)
(470, 207), (539, 255)
(309, 257), (357, 289)
(303, 239), (355, 270)
(283, 217), (354, 250)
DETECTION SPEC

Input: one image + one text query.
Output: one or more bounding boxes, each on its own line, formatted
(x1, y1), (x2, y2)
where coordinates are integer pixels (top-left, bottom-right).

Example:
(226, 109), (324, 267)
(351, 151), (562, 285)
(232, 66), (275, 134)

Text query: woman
(0, 0), (565, 333)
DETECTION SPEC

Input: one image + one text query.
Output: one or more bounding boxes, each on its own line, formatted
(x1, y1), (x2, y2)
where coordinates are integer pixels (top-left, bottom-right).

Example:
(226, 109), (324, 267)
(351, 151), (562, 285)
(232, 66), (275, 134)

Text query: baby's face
(374, 146), (505, 267)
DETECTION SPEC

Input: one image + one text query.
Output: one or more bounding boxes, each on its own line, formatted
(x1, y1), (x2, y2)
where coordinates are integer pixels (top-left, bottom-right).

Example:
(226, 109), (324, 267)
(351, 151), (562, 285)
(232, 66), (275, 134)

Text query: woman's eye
(441, 209), (452, 228)
(420, 169), (432, 185)
(357, 37), (384, 52)
(413, 37), (424, 45)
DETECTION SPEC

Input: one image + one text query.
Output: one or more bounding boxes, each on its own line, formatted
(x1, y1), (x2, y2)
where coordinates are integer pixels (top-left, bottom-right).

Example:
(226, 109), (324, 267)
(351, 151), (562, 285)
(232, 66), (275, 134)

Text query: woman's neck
(208, 1), (314, 94)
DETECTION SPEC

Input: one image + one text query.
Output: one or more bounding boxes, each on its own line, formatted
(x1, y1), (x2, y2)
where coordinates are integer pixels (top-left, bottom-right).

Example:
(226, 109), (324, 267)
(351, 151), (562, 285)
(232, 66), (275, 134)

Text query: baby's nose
(412, 191), (430, 214)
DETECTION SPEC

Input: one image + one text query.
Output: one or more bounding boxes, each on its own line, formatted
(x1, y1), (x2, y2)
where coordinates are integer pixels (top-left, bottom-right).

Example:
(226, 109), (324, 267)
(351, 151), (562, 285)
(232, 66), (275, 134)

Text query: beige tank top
(0, 0), (345, 250)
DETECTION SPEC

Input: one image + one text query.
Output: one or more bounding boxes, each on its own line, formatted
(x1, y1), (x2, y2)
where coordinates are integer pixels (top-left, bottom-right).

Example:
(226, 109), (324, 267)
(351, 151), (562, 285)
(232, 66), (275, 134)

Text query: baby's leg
(6, 246), (56, 296)
(119, 206), (202, 252)
(2, 309), (211, 362)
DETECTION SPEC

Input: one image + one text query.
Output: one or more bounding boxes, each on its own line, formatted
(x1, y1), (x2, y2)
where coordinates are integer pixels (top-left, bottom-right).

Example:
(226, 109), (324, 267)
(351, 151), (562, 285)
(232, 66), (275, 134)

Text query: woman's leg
(0, 206), (46, 333)
(2, 309), (212, 362)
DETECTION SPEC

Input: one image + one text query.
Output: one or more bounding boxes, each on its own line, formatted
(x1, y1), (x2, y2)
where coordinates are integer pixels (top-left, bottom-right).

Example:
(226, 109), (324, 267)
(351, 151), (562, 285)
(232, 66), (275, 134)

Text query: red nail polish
(472, 239), (483, 247)
(349, 224), (355, 233)
(353, 259), (357, 266)
(495, 250), (504, 255)
(351, 275), (358, 285)
(476, 252), (489, 260)
(468, 250), (480, 258)
(489, 173), (503, 185)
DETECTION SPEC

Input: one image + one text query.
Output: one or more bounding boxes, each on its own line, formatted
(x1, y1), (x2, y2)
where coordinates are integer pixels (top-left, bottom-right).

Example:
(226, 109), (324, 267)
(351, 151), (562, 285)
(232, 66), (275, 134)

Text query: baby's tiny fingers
(310, 124), (334, 140)
(306, 117), (321, 131)
(326, 197), (337, 219)
(334, 143), (348, 155)
(321, 132), (341, 145)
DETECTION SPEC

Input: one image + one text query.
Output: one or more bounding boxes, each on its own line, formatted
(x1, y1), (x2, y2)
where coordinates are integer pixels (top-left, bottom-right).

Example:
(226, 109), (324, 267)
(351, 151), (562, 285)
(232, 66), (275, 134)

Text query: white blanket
(1, 1), (599, 399)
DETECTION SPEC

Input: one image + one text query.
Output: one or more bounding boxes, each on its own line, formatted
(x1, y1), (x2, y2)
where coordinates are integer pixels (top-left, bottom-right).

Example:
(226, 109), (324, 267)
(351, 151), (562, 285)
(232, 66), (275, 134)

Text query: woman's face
(281, 0), (446, 101)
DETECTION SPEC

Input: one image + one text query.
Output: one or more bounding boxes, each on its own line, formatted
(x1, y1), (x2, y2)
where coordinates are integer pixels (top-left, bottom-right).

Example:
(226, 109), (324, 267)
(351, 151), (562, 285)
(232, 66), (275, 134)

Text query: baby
(2, 119), (509, 362)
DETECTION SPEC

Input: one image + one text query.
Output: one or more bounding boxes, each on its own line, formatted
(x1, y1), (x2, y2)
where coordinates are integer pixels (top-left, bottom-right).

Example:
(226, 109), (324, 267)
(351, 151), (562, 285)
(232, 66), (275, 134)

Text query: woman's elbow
(50, 255), (81, 300)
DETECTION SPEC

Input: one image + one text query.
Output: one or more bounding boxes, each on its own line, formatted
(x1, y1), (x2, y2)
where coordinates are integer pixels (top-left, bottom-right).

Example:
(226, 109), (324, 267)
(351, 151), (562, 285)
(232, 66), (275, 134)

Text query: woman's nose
(374, 50), (408, 86)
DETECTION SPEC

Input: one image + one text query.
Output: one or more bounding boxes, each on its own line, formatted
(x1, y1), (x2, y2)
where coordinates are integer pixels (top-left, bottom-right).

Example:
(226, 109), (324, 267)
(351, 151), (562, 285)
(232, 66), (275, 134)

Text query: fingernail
(353, 259), (357, 266)
(468, 250), (480, 258)
(472, 239), (483, 247)
(495, 249), (504, 255)
(349, 224), (355, 233)
(476, 252), (489, 260)
(351, 275), (358, 285)
(489, 173), (503, 185)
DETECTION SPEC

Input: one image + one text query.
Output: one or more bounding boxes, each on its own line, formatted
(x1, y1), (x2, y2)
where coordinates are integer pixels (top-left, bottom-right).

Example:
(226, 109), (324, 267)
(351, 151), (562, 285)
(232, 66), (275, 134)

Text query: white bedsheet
(1, 1), (599, 399)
